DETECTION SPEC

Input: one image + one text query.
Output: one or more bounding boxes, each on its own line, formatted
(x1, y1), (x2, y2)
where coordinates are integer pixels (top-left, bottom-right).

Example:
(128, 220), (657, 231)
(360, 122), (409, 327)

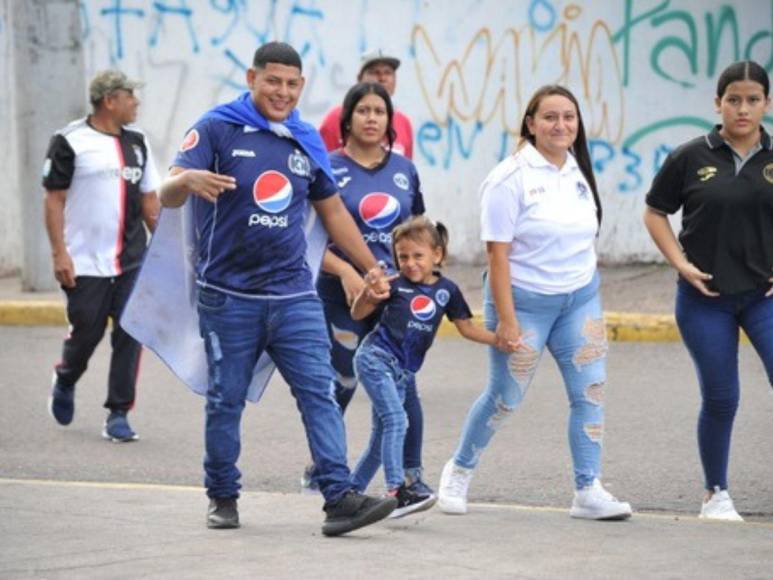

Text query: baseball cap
(359, 49), (401, 76)
(89, 70), (144, 104)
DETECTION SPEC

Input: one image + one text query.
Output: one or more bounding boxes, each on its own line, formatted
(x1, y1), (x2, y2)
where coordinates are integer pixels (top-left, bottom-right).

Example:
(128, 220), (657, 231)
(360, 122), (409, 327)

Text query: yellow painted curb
(435, 311), (681, 342)
(0, 300), (66, 326)
(604, 311), (680, 342)
(0, 301), (748, 344)
(436, 311), (750, 344)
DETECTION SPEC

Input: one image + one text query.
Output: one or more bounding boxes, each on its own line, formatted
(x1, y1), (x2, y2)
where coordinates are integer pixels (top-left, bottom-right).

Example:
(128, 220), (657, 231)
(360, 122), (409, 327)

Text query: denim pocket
(197, 286), (228, 311)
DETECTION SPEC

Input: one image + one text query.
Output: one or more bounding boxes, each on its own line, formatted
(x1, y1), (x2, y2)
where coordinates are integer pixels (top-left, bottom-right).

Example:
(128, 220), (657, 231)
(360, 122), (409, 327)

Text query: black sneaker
(389, 483), (437, 519)
(207, 497), (239, 529)
(322, 491), (397, 537)
(407, 477), (435, 497)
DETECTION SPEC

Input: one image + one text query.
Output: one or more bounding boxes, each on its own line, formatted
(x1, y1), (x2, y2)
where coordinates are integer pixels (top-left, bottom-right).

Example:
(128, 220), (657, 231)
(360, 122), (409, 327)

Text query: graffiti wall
(4, 0), (773, 268)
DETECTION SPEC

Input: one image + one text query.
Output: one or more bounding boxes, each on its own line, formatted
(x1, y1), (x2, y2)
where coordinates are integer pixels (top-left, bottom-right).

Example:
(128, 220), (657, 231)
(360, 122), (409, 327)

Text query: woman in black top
(644, 60), (773, 522)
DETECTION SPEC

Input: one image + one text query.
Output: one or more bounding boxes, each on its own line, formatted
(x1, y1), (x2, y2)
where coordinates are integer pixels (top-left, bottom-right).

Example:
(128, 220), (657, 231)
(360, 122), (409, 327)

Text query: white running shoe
(699, 487), (744, 521)
(570, 479), (632, 520)
(438, 459), (474, 515)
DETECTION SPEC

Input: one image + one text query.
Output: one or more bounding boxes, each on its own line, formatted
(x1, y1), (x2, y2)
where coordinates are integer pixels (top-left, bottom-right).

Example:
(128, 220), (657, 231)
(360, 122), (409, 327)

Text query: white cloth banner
(121, 201), (328, 403)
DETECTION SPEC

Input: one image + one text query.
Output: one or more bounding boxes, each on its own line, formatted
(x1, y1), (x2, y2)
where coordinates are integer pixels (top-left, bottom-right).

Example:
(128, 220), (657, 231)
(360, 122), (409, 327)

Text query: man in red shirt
(319, 48), (413, 158)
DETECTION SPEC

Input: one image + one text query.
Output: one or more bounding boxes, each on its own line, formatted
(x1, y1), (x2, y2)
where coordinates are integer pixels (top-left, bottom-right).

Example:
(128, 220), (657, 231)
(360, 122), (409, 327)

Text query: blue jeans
(197, 287), (351, 504)
(454, 271), (607, 489)
(317, 272), (424, 477)
(350, 340), (413, 491)
(676, 279), (773, 490)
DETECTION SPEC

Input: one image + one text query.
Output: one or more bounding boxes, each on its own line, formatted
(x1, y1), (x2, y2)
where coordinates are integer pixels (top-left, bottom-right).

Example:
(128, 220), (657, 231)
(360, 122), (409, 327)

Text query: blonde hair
(391, 216), (449, 267)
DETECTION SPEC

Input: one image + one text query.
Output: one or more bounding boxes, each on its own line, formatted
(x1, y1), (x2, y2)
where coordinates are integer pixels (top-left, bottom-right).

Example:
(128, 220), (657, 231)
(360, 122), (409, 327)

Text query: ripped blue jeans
(197, 287), (351, 503)
(453, 271), (607, 489)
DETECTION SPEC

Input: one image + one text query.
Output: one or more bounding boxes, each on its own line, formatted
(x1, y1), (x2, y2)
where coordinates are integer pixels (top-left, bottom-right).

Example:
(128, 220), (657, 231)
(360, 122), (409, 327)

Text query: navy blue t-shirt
(328, 151), (424, 268)
(365, 274), (472, 372)
(173, 118), (338, 296)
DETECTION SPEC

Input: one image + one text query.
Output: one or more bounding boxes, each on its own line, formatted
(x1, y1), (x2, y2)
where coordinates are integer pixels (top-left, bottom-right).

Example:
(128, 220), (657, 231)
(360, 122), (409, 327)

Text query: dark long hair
(519, 85), (602, 227)
(339, 82), (395, 151)
(716, 60), (770, 98)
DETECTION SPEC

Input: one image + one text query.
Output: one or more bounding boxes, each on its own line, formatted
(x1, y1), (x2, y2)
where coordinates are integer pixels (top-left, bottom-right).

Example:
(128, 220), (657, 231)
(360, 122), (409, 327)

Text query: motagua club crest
(288, 149), (311, 178)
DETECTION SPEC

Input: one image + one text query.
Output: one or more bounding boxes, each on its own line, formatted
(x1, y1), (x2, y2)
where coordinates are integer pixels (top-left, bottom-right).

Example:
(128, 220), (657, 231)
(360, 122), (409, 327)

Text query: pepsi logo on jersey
(248, 170), (292, 228)
(407, 295), (436, 332)
(359, 193), (401, 230)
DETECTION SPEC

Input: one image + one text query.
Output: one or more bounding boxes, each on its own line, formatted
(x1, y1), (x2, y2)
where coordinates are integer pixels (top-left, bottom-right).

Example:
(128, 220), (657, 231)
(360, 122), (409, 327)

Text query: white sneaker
(699, 487), (744, 521)
(438, 459), (474, 515)
(570, 479), (632, 520)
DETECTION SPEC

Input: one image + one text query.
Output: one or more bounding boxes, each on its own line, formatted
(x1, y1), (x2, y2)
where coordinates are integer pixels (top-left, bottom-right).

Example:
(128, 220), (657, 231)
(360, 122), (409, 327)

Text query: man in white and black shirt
(43, 70), (160, 442)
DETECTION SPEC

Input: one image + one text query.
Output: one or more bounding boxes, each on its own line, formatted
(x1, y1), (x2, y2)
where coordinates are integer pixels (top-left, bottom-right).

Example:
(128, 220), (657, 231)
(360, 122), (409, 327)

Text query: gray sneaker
(207, 497), (240, 529)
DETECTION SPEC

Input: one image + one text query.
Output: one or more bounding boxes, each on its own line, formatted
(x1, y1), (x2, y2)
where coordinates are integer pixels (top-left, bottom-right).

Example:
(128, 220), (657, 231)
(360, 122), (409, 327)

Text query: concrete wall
(0, 0), (20, 276)
(2, 0), (772, 274)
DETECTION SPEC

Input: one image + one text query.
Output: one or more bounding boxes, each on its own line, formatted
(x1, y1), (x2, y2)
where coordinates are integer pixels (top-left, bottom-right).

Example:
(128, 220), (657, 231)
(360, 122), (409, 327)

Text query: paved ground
(1, 318), (772, 578)
(3, 480), (771, 579)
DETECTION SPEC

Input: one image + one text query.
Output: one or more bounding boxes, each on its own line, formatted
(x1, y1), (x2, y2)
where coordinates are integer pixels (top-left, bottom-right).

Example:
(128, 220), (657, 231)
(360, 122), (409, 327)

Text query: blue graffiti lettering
(589, 139), (615, 173)
(619, 146), (643, 193)
(285, 1), (326, 66)
(417, 122), (443, 167)
(149, 0), (200, 53)
(209, 0), (272, 48)
(528, 0), (556, 32)
(417, 118), (483, 169)
(100, 0), (145, 61)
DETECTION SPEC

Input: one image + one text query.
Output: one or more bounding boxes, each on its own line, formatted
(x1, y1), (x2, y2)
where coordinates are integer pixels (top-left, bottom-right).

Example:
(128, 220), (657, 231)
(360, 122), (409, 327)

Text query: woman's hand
(339, 268), (366, 306)
(678, 262), (719, 297)
(363, 264), (397, 302)
(495, 319), (522, 352)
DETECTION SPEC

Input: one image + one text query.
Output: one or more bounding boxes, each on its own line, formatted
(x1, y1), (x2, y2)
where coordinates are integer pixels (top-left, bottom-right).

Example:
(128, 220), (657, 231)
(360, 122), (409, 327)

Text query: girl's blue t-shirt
(365, 273), (472, 372)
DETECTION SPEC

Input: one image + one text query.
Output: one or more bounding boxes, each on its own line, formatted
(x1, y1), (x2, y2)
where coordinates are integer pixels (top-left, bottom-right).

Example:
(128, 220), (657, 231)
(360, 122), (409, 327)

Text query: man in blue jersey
(159, 42), (396, 536)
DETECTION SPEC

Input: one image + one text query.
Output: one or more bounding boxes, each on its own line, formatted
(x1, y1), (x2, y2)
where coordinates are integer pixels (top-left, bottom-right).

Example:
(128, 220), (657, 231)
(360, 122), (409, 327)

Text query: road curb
(0, 300), (686, 344)
(0, 300), (67, 326)
(434, 311), (681, 342)
(3, 301), (718, 343)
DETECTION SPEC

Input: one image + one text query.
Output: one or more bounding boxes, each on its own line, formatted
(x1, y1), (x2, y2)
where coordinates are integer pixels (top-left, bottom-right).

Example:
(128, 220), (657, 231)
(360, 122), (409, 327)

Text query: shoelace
(445, 468), (471, 495)
(591, 481), (618, 502)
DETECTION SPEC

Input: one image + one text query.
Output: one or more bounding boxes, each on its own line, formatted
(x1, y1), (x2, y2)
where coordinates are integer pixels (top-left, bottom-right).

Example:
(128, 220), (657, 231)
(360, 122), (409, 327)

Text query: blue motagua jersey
(328, 151), (424, 268)
(366, 274), (472, 372)
(173, 117), (337, 296)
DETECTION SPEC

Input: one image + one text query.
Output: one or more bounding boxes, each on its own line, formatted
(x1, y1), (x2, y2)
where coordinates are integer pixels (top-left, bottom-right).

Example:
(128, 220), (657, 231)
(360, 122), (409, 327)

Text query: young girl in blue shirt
(349, 216), (515, 517)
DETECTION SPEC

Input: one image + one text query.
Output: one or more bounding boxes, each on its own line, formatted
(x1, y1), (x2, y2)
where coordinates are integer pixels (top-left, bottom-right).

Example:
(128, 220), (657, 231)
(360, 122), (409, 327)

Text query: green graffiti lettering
(744, 2), (773, 70)
(622, 117), (713, 150)
(612, 0), (671, 86)
(650, 10), (698, 88)
(705, 6), (740, 76)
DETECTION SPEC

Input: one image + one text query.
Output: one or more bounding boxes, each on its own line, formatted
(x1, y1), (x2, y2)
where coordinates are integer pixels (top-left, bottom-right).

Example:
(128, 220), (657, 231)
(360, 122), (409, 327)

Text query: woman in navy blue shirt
(302, 82), (430, 498)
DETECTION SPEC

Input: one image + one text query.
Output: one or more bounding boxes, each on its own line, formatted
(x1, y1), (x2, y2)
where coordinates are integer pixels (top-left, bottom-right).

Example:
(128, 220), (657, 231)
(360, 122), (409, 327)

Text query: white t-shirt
(479, 143), (598, 294)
